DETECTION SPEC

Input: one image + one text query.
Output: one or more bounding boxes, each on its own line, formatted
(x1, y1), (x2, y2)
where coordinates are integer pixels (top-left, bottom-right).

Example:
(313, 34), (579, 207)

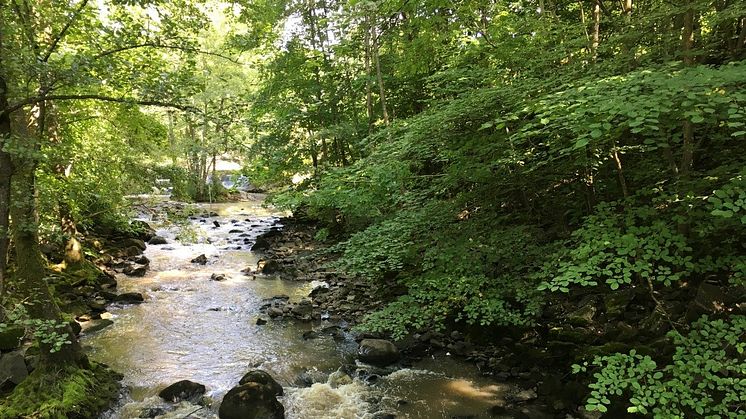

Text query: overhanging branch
(2, 94), (199, 116)
(94, 43), (242, 64)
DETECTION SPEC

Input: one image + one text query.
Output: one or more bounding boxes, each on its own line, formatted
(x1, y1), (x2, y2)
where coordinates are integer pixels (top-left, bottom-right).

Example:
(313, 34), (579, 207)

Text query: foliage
(0, 303), (71, 354)
(574, 316), (746, 417)
(539, 200), (694, 292)
(0, 363), (121, 419)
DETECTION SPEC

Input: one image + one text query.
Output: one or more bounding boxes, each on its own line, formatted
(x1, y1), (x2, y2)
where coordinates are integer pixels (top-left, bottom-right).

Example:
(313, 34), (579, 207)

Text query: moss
(0, 362), (122, 419)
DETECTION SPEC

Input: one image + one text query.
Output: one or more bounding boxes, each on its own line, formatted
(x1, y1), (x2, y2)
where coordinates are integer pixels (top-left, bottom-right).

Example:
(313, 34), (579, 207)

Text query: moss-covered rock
(0, 327), (25, 351)
(0, 362), (121, 419)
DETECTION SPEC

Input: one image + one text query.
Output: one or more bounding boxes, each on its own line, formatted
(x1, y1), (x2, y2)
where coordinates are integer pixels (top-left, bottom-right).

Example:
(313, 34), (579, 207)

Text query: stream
(83, 199), (510, 419)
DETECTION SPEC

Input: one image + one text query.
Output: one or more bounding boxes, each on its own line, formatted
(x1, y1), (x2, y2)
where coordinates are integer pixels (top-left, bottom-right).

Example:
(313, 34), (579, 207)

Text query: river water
(83, 199), (510, 419)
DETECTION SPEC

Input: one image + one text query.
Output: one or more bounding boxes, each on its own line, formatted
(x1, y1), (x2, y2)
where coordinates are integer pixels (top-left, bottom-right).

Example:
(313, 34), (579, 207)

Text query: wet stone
(114, 292), (145, 304)
(191, 254), (208, 265)
(159, 380), (206, 403)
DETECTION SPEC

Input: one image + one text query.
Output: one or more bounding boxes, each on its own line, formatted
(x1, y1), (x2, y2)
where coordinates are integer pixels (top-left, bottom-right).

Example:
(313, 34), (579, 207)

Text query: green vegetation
(0, 363), (121, 419)
(1, 0), (744, 416)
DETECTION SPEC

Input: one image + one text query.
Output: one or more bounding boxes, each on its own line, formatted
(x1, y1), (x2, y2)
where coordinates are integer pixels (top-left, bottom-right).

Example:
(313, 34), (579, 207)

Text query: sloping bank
(251, 212), (745, 418)
(0, 221), (159, 418)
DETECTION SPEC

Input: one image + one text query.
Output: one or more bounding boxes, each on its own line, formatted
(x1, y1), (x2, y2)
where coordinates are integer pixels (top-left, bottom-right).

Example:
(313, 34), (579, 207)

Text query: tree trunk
(371, 23), (389, 126)
(611, 146), (629, 198)
(10, 152), (84, 365)
(680, 7), (696, 179)
(364, 15), (374, 131)
(591, 0), (601, 60)
(0, 77), (11, 297)
(167, 110), (177, 165)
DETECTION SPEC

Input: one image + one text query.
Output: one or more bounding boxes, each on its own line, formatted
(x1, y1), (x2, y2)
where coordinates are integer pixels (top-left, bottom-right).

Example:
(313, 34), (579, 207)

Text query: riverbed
(84, 199), (510, 418)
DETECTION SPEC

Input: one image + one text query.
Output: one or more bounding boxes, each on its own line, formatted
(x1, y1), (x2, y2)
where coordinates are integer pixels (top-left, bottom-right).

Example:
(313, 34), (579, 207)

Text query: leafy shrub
(539, 200), (694, 292)
(574, 316), (746, 417)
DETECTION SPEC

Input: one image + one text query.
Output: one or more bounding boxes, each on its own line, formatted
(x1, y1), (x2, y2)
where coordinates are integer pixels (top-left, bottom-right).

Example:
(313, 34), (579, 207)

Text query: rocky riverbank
(249, 214), (746, 419)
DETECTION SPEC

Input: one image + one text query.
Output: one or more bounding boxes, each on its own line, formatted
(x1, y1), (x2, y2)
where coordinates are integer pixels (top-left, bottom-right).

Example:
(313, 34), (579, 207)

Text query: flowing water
(84, 199), (512, 419)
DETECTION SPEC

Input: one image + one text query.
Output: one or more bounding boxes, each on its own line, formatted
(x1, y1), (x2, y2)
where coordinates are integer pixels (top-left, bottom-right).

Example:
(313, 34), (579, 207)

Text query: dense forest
(0, 0), (745, 417)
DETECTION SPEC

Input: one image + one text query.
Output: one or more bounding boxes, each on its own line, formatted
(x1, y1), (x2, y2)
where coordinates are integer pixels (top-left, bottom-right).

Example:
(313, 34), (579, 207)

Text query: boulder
(148, 236), (168, 245)
(691, 282), (727, 315)
(132, 255), (150, 265)
(267, 307), (284, 318)
(81, 319), (114, 334)
(239, 370), (283, 396)
(210, 273), (227, 281)
(566, 304), (597, 326)
(158, 379), (206, 403)
(258, 259), (282, 275)
(251, 230), (282, 252)
(291, 300), (313, 318)
(256, 318), (268, 326)
(131, 220), (156, 241)
(125, 264), (148, 277)
(219, 382), (284, 419)
(114, 292), (144, 304)
(122, 238), (147, 251)
(0, 352), (28, 387)
(120, 245), (144, 258)
(191, 254), (208, 265)
(0, 327), (25, 351)
(604, 289), (635, 318)
(357, 339), (400, 367)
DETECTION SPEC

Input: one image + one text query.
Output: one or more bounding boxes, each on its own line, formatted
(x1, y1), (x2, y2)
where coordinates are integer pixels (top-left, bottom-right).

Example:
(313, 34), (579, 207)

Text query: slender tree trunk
(0, 77), (11, 297)
(371, 23), (389, 125)
(167, 111), (176, 165)
(736, 18), (746, 57)
(680, 7), (696, 179)
(611, 146), (629, 198)
(364, 15), (374, 131)
(591, 0), (601, 60)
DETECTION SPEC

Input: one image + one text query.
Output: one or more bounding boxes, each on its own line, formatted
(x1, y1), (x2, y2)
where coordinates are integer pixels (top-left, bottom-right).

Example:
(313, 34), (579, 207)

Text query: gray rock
(239, 370), (283, 396)
(567, 304), (597, 326)
(148, 236), (168, 245)
(219, 382), (285, 419)
(159, 380), (206, 403)
(358, 339), (400, 367)
(0, 326), (24, 351)
(0, 352), (28, 387)
(211, 273), (227, 281)
(604, 289), (635, 317)
(191, 254), (208, 265)
(114, 292), (144, 304)
(258, 259), (282, 275)
(122, 238), (147, 251)
(81, 319), (114, 334)
(291, 300), (313, 318)
(125, 264), (148, 277)
(513, 388), (538, 402)
(267, 307), (283, 318)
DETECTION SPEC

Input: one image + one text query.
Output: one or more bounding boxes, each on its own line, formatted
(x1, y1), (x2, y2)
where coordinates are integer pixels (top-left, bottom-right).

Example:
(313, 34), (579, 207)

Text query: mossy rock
(0, 327), (25, 351)
(0, 362), (122, 419)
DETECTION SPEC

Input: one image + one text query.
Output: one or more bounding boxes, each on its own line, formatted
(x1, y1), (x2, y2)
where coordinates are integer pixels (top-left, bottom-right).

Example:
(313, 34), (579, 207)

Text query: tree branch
(42, 0), (90, 63)
(3, 94), (199, 116)
(94, 43), (242, 64)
